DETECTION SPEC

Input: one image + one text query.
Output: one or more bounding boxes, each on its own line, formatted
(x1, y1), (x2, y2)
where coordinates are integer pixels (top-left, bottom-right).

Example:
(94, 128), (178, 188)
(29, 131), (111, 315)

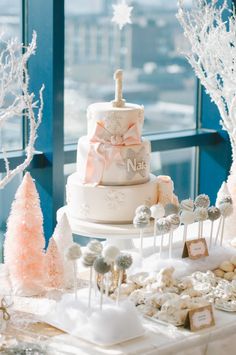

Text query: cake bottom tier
(66, 173), (158, 224)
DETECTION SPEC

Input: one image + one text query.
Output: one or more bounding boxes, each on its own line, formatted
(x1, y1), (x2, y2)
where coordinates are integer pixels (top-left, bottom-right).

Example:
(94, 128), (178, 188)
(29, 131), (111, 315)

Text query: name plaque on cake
(127, 158), (147, 172)
(184, 305), (215, 331)
(182, 238), (209, 260)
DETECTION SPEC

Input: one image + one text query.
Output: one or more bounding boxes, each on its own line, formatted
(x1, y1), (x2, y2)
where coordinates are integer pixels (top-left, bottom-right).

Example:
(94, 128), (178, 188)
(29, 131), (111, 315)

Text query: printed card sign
(184, 305), (215, 331)
(182, 238), (209, 260)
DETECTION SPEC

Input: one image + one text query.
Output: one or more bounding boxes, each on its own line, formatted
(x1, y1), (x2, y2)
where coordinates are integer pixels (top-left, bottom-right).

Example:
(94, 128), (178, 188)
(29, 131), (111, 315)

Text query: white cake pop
(180, 198), (194, 211)
(87, 240), (103, 255)
(103, 245), (120, 266)
(150, 203), (165, 251)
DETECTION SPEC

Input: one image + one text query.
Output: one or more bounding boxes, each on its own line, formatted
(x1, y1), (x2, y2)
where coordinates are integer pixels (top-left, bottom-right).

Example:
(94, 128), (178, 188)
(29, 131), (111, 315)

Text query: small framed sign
(182, 238), (209, 260)
(184, 305), (215, 331)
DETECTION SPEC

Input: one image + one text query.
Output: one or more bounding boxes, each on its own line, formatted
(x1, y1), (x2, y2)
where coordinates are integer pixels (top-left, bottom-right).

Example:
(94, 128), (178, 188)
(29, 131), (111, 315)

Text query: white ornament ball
(103, 245), (120, 265)
(150, 203), (165, 219)
(219, 202), (233, 218)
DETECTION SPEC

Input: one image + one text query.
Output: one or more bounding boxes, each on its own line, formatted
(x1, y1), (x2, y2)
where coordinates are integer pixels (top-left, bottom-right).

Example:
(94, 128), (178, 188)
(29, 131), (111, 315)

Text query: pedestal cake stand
(57, 206), (154, 249)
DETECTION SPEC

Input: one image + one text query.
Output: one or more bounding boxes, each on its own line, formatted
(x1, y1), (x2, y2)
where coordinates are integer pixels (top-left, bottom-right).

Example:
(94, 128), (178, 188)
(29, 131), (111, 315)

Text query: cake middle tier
(66, 173), (158, 224)
(77, 136), (151, 186)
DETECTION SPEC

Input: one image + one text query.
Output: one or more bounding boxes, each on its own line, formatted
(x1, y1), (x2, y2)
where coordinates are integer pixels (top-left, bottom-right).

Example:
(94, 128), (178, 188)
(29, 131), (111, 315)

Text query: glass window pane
(0, 0), (22, 151)
(64, 0), (195, 143)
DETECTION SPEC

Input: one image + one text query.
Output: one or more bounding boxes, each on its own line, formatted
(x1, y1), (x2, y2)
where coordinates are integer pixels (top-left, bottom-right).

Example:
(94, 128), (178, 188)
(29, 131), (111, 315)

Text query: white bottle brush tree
(0, 31), (44, 188)
(177, 0), (236, 238)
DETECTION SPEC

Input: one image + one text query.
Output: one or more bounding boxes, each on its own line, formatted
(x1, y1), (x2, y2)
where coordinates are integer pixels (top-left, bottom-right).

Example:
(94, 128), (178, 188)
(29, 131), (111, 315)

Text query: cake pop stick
(194, 194), (210, 236)
(207, 206), (221, 249)
(65, 243), (82, 301)
(194, 207), (208, 238)
(156, 218), (171, 258)
(180, 210), (195, 244)
(166, 214), (180, 258)
(93, 257), (111, 311)
(103, 246), (120, 297)
(133, 212), (150, 257)
(115, 253), (133, 305)
(219, 202), (233, 246)
(150, 203), (165, 251)
(82, 251), (97, 313)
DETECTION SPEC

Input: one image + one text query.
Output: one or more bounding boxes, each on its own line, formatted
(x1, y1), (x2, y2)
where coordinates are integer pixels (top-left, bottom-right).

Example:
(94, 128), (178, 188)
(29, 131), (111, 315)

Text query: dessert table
(1, 221), (236, 355)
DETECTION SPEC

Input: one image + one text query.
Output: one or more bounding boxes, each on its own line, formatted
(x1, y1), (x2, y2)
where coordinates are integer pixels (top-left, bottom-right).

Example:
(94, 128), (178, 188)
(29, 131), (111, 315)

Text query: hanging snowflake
(112, 0), (133, 30)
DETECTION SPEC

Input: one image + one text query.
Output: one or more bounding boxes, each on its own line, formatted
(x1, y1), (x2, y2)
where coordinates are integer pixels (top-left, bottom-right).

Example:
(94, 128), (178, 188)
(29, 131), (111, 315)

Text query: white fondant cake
(66, 173), (158, 224)
(87, 102), (144, 138)
(66, 69), (160, 224)
(77, 137), (151, 186)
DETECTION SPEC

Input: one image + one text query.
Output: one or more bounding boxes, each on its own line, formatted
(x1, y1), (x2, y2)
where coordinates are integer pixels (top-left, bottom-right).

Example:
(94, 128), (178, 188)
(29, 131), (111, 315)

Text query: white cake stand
(57, 206), (155, 250)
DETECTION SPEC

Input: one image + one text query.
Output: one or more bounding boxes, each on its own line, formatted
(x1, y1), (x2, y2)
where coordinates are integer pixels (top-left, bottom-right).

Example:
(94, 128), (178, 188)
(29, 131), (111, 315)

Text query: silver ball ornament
(115, 253), (133, 270)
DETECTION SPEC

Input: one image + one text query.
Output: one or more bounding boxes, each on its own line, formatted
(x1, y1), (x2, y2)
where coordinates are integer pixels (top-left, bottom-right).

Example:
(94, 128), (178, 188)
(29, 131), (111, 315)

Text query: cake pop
(194, 194), (210, 209)
(219, 195), (233, 205)
(166, 214), (180, 258)
(180, 199), (194, 211)
(135, 205), (152, 218)
(87, 240), (103, 255)
(208, 206), (221, 249)
(133, 212), (150, 257)
(164, 203), (179, 217)
(65, 243), (82, 300)
(194, 207), (208, 238)
(156, 218), (172, 258)
(180, 210), (195, 243)
(115, 254), (133, 305)
(150, 203), (165, 250)
(94, 257), (111, 310)
(82, 251), (97, 312)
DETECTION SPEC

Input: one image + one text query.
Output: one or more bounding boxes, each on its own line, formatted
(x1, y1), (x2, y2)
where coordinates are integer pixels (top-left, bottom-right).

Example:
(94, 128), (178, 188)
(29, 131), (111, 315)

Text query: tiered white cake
(66, 70), (158, 223)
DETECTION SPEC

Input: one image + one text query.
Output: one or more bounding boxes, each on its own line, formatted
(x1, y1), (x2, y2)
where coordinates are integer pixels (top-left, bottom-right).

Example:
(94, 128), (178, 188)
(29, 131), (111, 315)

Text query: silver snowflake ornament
(112, 0), (133, 30)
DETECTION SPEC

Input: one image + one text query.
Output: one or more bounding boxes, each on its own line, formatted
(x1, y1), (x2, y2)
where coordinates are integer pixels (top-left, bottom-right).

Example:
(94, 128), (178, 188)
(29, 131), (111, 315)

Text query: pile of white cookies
(110, 256), (236, 325)
(212, 256), (236, 281)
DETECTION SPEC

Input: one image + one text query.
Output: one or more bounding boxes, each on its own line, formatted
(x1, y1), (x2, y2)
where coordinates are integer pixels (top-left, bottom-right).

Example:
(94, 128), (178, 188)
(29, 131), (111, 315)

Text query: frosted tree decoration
(0, 31), (44, 189)
(46, 238), (64, 289)
(177, 0), (236, 238)
(53, 213), (74, 288)
(4, 172), (46, 296)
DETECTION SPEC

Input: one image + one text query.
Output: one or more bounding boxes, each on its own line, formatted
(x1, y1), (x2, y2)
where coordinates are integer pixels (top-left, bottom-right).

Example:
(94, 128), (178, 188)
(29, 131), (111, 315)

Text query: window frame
(0, 0), (232, 243)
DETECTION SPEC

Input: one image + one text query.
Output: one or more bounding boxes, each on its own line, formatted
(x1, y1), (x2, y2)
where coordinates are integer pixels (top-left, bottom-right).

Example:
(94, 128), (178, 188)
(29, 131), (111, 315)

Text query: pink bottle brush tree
(46, 237), (64, 289)
(4, 172), (46, 296)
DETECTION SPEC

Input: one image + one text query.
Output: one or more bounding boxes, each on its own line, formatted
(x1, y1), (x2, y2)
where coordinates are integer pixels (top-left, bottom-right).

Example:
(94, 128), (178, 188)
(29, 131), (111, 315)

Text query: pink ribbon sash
(85, 122), (141, 184)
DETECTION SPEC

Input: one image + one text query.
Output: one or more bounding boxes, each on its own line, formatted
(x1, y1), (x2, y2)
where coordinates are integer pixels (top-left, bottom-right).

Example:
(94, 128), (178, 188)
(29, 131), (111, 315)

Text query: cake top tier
(87, 102), (144, 137)
(87, 69), (144, 137)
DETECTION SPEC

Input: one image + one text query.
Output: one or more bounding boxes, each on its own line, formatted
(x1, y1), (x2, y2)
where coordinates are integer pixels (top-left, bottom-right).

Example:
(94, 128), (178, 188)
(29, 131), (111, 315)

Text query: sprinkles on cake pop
(135, 205), (151, 218)
(115, 253), (133, 270)
(167, 214), (180, 230)
(133, 213), (150, 228)
(82, 251), (97, 267)
(156, 218), (172, 234)
(194, 207), (208, 221)
(194, 194), (210, 209)
(208, 206), (221, 221)
(180, 199), (194, 211)
(87, 240), (103, 255)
